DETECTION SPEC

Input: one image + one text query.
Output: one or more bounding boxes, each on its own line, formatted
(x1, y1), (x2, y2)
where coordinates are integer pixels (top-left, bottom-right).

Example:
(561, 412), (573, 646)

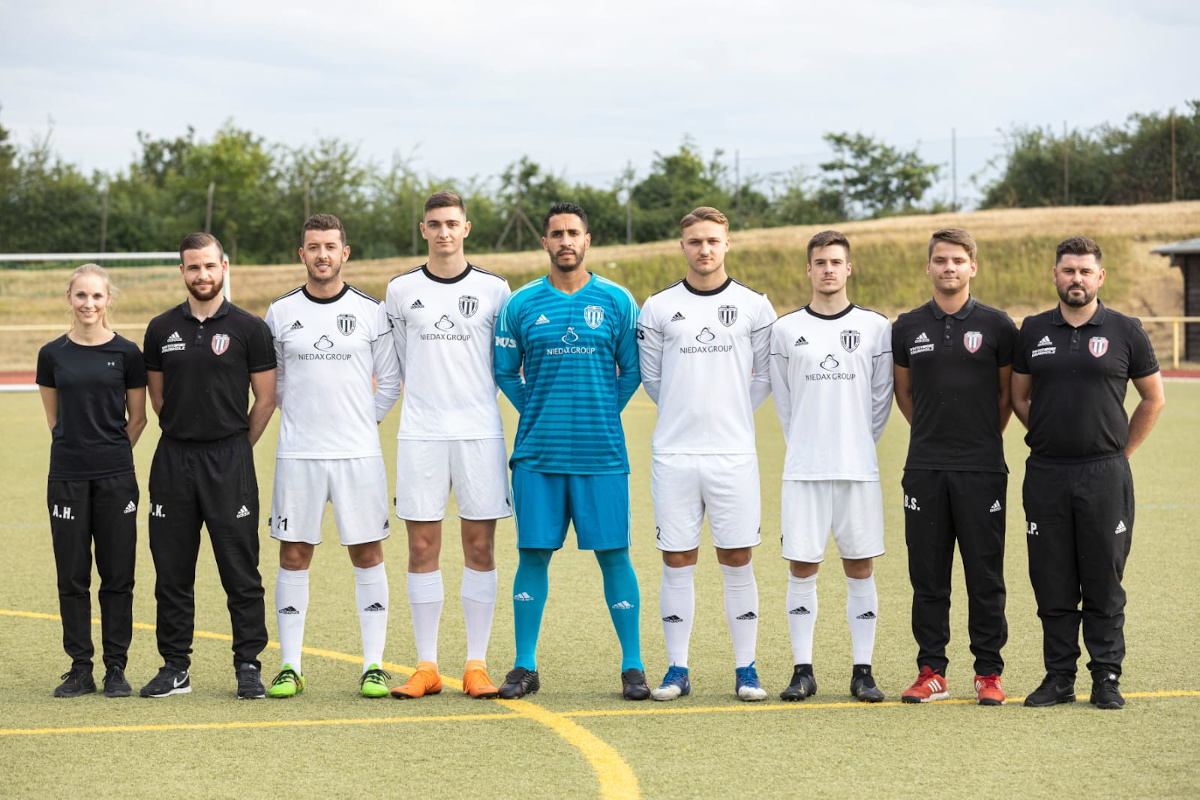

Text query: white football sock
(407, 570), (444, 665)
(275, 567), (309, 673)
(660, 564), (695, 668)
(786, 574), (818, 666)
(355, 563), (389, 671)
(846, 575), (878, 666)
(460, 567), (497, 664)
(721, 561), (759, 669)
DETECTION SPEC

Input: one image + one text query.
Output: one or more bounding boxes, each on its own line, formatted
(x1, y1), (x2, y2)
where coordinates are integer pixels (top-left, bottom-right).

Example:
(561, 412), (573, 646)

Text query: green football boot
(360, 664), (391, 699)
(267, 666), (305, 698)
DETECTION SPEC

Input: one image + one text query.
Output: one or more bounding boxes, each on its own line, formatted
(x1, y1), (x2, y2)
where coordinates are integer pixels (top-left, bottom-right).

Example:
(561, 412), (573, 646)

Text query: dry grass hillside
(3, 202), (1197, 372)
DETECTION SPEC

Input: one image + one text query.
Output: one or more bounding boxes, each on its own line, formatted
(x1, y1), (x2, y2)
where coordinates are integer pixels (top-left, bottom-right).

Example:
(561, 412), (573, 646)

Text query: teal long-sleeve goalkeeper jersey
(494, 273), (641, 474)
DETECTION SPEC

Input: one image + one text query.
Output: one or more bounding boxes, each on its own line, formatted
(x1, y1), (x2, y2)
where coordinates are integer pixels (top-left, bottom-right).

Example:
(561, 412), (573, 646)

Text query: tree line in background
(0, 101), (1195, 264)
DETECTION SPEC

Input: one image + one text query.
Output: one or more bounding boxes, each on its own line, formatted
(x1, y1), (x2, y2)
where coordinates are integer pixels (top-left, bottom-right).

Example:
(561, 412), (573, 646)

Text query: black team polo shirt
(143, 299), (275, 442)
(892, 296), (1018, 473)
(1013, 300), (1158, 462)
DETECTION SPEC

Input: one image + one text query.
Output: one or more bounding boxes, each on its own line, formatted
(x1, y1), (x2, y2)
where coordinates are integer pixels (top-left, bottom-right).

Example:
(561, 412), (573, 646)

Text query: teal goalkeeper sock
(596, 548), (643, 672)
(512, 549), (553, 671)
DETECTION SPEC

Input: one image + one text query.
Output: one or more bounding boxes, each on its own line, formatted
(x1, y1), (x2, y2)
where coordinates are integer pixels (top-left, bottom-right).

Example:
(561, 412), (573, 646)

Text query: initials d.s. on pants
(1022, 454), (1134, 678)
(148, 435), (267, 670)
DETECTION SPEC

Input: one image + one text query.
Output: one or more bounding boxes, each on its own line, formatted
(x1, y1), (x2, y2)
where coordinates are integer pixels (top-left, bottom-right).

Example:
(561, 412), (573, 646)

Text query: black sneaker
(499, 667), (540, 699)
(1023, 672), (1075, 707)
(103, 666), (132, 698)
(850, 664), (884, 703)
(780, 664), (817, 701)
(236, 663), (265, 699)
(621, 668), (650, 701)
(1090, 672), (1125, 710)
(54, 668), (96, 698)
(140, 665), (191, 698)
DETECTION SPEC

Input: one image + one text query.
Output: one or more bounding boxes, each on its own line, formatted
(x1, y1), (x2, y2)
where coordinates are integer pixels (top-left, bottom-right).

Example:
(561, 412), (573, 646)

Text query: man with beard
(141, 233), (277, 699)
(1012, 236), (1164, 710)
(262, 214), (401, 699)
(493, 202), (647, 700)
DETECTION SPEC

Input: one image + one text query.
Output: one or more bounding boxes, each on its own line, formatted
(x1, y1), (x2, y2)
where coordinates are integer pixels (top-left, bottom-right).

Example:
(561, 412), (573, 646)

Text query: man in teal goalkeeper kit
(493, 202), (648, 700)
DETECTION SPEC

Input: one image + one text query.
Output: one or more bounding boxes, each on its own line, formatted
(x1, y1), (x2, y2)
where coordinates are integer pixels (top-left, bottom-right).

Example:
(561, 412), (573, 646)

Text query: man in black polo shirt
(1012, 235), (1164, 710)
(892, 228), (1017, 706)
(140, 232), (277, 699)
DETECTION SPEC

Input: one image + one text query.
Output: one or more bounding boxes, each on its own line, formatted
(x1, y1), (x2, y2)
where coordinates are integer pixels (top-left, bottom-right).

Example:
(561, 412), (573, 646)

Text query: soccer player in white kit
(384, 192), (512, 700)
(769, 230), (893, 703)
(637, 207), (776, 702)
(263, 214), (401, 699)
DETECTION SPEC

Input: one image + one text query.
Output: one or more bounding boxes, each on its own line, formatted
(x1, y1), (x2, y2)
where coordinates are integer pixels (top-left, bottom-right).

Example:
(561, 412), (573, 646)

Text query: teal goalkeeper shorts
(511, 467), (631, 551)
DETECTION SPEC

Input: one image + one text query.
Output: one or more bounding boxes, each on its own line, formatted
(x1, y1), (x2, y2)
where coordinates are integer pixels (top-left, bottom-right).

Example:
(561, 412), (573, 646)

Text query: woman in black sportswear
(36, 264), (148, 697)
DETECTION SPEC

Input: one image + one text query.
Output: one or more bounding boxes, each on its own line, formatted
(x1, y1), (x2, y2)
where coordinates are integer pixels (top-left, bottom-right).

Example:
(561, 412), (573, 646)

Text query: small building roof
(1152, 238), (1200, 268)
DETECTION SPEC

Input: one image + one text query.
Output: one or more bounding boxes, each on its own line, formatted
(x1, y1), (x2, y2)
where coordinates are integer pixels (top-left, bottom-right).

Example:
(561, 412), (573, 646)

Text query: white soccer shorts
(270, 456), (390, 546)
(651, 453), (762, 552)
(395, 438), (512, 522)
(781, 479), (885, 563)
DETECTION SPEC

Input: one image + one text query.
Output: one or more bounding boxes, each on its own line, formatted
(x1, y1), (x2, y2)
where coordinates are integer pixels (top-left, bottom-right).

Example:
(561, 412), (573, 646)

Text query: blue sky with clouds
(2, 0), (1194, 207)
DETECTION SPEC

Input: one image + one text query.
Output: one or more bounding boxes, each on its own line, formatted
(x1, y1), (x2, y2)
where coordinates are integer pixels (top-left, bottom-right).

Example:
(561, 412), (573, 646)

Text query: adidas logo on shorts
(611, 600), (634, 610)
(990, 500), (1002, 513)
(514, 592), (533, 602)
(123, 501), (136, 514)
(670, 311), (686, 322)
(236, 505), (250, 519)
(736, 611), (757, 621)
(410, 299), (424, 309)
(1115, 520), (1127, 534)
(856, 611), (876, 620)
(167, 331), (183, 343)
(290, 319), (304, 330)
(662, 615), (684, 623)
(278, 606), (299, 615)
(789, 606), (811, 616)
(535, 314), (550, 325)
(914, 332), (930, 344)
(363, 602), (386, 612)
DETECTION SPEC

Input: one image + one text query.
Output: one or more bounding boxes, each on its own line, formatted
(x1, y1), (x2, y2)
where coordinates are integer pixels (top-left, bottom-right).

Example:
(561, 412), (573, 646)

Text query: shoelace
(271, 669), (300, 687)
(977, 674), (1002, 691)
(737, 663), (761, 687)
(361, 668), (392, 686)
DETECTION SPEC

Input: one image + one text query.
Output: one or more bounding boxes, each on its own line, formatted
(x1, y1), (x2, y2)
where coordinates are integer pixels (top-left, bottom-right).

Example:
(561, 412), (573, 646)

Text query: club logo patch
(1090, 336), (1109, 357)
(584, 305), (605, 329)
(337, 314), (356, 336)
(964, 331), (982, 353)
(459, 295), (479, 318)
(840, 329), (860, 352)
(718, 305), (738, 327)
(211, 333), (230, 355)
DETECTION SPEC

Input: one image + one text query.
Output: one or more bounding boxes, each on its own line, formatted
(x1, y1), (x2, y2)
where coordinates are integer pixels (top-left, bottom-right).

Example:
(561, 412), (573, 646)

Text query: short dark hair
(301, 213), (346, 247)
(807, 230), (850, 263)
(179, 232), (224, 263)
(681, 206), (729, 232)
(424, 190), (467, 218)
(542, 202), (588, 235)
(1056, 236), (1102, 265)
(928, 228), (977, 261)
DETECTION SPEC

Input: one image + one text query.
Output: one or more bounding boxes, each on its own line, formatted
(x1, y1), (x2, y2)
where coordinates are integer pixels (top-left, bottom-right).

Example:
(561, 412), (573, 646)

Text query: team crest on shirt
(584, 305), (604, 329)
(211, 333), (230, 355)
(718, 305), (738, 327)
(840, 329), (860, 352)
(458, 295), (479, 318)
(337, 314), (357, 336)
(964, 331), (983, 353)
(1090, 336), (1109, 357)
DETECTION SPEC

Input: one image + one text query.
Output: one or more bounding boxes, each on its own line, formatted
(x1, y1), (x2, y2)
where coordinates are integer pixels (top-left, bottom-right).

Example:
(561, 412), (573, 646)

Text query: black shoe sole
(104, 686), (132, 698)
(1023, 695), (1075, 707)
(54, 687), (96, 698)
(1090, 697), (1124, 709)
(977, 698), (1004, 706)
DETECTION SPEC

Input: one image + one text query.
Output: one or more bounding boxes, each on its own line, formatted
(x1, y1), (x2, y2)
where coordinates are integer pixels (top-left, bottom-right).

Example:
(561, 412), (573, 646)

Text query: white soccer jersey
(638, 278), (776, 454)
(769, 304), (893, 480)
(265, 285), (401, 459)
(385, 264), (511, 440)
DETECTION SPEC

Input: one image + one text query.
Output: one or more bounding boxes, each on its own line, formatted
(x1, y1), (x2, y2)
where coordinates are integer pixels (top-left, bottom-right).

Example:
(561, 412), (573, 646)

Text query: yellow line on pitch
(1, 608), (640, 800)
(0, 711), (523, 737)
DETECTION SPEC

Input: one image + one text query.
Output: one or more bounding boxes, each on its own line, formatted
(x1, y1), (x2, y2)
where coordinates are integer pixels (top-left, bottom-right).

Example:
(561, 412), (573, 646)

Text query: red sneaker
(901, 665), (949, 703)
(974, 673), (1006, 706)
